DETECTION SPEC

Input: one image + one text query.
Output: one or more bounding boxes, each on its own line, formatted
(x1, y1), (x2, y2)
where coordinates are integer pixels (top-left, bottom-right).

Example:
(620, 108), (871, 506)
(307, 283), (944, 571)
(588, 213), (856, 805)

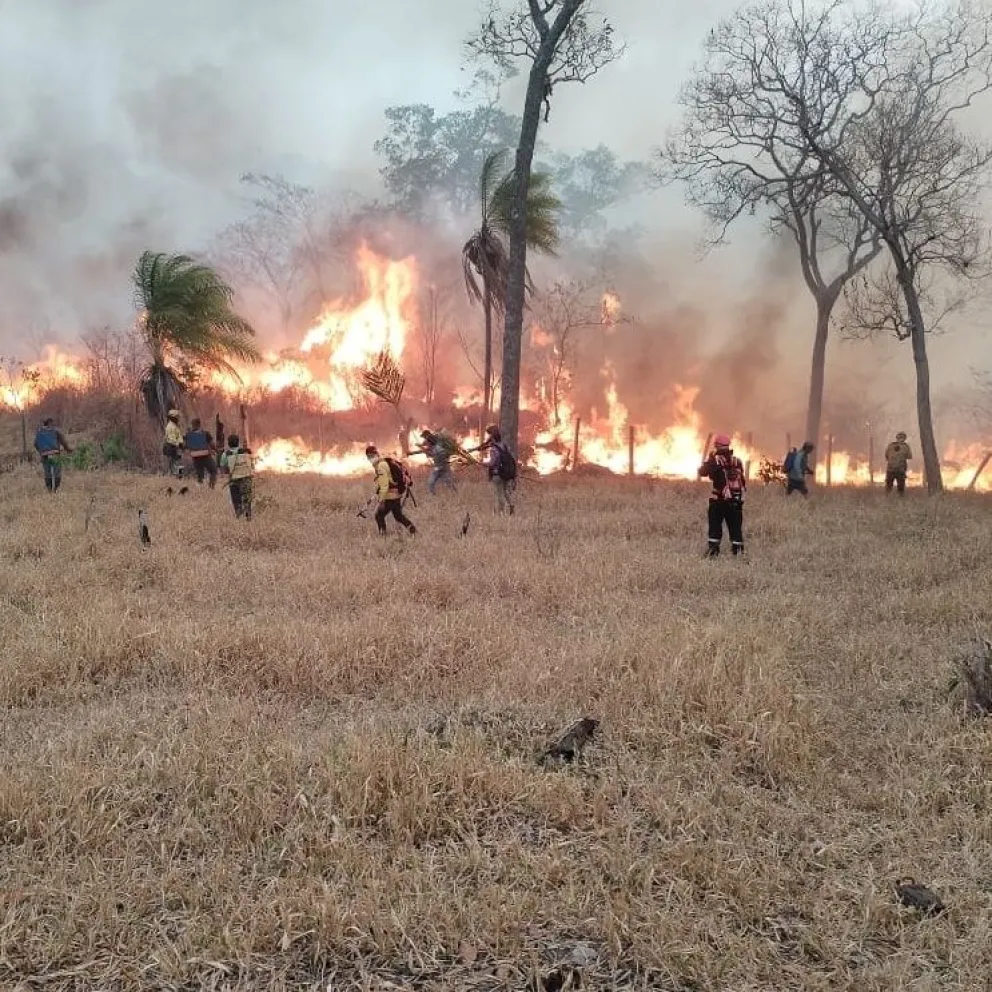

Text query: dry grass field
(1, 464), (991, 991)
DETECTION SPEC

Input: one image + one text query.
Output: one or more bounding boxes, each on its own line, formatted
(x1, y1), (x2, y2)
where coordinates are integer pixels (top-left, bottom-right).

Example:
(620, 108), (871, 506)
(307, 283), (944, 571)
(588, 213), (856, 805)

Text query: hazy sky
(0, 0), (745, 342)
(0, 0), (985, 415)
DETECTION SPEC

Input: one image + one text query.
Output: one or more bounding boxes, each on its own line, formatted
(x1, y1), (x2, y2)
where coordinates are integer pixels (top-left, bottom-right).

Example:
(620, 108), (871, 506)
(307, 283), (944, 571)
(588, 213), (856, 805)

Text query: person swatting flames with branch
(699, 433), (746, 557)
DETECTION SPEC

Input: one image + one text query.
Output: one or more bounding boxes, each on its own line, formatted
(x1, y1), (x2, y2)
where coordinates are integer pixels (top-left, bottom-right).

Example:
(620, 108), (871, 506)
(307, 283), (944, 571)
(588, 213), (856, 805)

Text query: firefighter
(884, 432), (912, 495)
(33, 417), (73, 493)
(474, 425), (517, 515)
(785, 441), (815, 496)
(365, 445), (416, 536)
(418, 429), (458, 495)
(699, 433), (746, 556)
(219, 434), (254, 520)
(163, 409), (184, 477)
(184, 418), (217, 488)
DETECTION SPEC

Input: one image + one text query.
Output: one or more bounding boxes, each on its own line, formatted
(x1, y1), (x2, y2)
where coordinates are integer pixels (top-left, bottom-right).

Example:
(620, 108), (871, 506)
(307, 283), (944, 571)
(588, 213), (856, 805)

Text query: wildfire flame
(211, 245), (417, 411)
(1, 248), (989, 492)
(601, 289), (622, 327)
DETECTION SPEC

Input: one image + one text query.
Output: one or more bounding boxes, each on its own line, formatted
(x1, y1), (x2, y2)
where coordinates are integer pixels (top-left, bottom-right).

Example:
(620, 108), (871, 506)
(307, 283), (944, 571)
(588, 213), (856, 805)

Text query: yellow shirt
(885, 442), (912, 471)
(374, 459), (398, 499)
(164, 422), (183, 446)
(224, 449), (254, 481)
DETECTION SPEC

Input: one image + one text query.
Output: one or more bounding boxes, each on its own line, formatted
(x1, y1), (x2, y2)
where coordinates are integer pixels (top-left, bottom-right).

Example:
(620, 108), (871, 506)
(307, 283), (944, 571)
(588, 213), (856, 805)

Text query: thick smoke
(0, 0), (985, 449)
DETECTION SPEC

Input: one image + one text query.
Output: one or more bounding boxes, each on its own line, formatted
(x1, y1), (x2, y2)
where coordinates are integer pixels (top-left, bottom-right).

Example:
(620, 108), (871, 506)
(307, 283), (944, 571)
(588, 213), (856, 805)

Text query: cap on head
(486, 424), (501, 441)
(42, 417), (54, 427)
(420, 429), (434, 442)
(365, 444), (379, 458)
(167, 409), (180, 419)
(714, 433), (731, 448)
(896, 431), (907, 441)
(802, 440), (815, 451)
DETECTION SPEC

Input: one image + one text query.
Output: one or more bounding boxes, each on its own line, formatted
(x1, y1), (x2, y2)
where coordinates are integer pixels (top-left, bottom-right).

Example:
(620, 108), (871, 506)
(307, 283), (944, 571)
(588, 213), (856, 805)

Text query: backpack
(721, 455), (744, 498)
(435, 431), (457, 457)
(783, 449), (797, 474)
(495, 444), (517, 481)
(384, 457), (411, 496)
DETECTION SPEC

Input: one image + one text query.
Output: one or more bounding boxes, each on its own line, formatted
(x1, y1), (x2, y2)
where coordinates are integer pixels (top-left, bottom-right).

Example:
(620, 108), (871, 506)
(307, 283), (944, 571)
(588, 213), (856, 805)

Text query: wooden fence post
(826, 434), (833, 487)
(571, 418), (581, 472)
(628, 424), (635, 476)
(867, 423), (875, 485)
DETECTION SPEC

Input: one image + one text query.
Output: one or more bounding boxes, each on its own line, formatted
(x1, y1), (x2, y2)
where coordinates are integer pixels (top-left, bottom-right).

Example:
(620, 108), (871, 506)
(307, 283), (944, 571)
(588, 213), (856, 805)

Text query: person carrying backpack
(784, 441), (815, 496)
(184, 418), (217, 489)
(219, 434), (254, 520)
(417, 429), (458, 495)
(477, 425), (516, 516)
(33, 417), (73, 493)
(365, 445), (417, 536)
(884, 432), (912, 495)
(699, 433), (746, 556)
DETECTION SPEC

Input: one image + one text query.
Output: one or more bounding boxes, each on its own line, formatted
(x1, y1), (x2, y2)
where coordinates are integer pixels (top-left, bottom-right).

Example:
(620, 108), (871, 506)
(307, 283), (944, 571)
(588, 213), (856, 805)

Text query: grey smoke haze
(0, 0), (743, 341)
(0, 0), (986, 441)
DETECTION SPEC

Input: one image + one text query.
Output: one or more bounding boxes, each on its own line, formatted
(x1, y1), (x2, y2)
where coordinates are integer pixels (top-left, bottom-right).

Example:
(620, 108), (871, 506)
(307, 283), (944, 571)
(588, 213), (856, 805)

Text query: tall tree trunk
(500, 2), (581, 454)
(500, 67), (547, 455)
(804, 292), (838, 464)
(897, 264), (943, 493)
(483, 281), (493, 431)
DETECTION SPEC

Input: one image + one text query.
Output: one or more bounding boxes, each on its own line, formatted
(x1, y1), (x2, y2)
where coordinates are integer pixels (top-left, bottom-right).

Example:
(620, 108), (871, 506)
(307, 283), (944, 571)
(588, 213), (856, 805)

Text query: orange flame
(212, 245), (416, 411)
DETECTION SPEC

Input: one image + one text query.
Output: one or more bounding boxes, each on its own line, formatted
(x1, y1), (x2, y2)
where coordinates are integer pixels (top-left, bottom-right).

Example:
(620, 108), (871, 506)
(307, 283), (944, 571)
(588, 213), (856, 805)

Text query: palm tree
(461, 150), (560, 426)
(133, 251), (260, 423)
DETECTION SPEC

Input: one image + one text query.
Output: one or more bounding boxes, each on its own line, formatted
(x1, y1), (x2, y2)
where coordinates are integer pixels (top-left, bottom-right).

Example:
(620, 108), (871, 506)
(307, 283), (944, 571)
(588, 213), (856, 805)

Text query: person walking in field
(699, 433), (746, 557)
(476, 425), (517, 515)
(33, 417), (73, 493)
(219, 434), (254, 520)
(163, 409), (184, 477)
(417, 429), (458, 495)
(365, 445), (417, 537)
(884, 432), (912, 495)
(784, 441), (815, 497)
(184, 418), (217, 489)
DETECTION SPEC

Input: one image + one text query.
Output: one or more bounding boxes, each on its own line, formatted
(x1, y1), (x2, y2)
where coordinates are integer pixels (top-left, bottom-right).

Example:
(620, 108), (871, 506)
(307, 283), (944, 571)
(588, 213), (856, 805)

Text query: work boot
(732, 543), (744, 556)
(706, 543), (720, 558)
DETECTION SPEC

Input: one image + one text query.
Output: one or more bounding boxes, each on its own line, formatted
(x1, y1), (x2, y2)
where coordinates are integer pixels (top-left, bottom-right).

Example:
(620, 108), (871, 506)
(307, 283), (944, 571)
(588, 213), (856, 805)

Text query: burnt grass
(0, 468), (990, 990)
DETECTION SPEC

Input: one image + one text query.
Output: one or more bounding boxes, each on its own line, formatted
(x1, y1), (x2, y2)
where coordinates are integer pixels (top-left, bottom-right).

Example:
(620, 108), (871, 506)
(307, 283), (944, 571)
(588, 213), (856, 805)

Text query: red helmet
(714, 433), (731, 447)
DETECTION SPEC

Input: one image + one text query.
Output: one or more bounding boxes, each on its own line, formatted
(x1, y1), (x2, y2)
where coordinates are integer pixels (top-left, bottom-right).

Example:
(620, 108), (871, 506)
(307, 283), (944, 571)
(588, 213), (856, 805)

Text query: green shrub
(101, 431), (131, 464)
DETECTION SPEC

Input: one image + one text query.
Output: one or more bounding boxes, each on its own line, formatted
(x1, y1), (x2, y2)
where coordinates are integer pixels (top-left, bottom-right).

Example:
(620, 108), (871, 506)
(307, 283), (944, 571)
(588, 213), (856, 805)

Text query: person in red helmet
(699, 433), (746, 556)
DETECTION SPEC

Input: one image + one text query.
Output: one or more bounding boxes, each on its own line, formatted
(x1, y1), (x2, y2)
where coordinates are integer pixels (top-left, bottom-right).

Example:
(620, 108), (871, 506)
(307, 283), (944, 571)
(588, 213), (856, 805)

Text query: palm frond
(478, 150), (511, 224)
(462, 229), (509, 314)
(488, 167), (561, 257)
(132, 250), (260, 420)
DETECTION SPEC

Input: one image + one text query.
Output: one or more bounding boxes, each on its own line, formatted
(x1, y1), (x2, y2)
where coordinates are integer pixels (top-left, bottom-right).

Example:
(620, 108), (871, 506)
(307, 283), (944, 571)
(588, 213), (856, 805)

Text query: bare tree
(839, 261), (972, 343)
(418, 283), (452, 408)
(802, 3), (992, 491)
(661, 2), (883, 458)
(214, 213), (304, 335)
(81, 327), (144, 396)
(467, 0), (622, 453)
(693, 0), (992, 491)
(529, 280), (602, 425)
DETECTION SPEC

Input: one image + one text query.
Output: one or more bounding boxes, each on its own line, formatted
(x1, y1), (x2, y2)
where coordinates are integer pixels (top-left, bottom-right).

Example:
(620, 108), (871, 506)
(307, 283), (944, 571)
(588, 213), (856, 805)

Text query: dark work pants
(885, 470), (906, 494)
(375, 499), (416, 535)
(229, 478), (252, 520)
(707, 499), (744, 555)
(192, 455), (217, 488)
(786, 478), (808, 496)
(41, 456), (62, 493)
